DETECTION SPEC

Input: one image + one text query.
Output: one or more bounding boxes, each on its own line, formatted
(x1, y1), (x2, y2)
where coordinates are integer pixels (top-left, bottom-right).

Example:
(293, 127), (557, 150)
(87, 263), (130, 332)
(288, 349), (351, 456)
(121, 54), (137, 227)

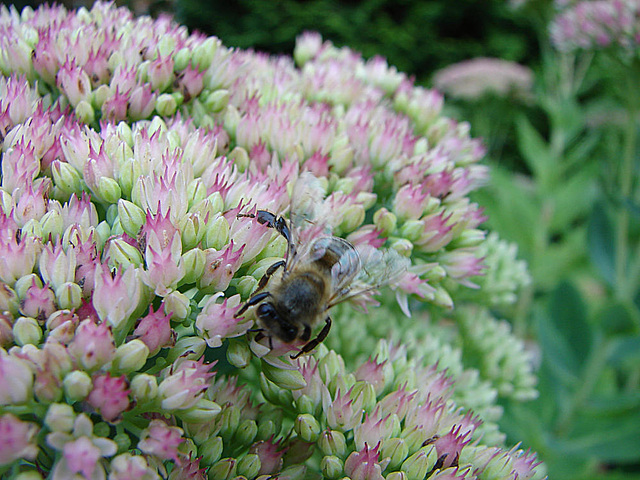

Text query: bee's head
(257, 302), (298, 342)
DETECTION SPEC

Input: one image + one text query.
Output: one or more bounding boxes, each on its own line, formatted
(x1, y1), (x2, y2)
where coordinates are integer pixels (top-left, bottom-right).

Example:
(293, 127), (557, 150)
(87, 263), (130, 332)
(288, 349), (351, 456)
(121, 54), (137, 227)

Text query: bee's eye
(257, 302), (278, 320)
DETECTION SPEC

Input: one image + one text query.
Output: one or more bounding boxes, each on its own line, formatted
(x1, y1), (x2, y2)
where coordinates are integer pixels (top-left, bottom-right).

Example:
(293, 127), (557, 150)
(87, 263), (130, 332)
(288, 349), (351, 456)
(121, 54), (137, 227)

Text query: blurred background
(5, 1), (639, 479)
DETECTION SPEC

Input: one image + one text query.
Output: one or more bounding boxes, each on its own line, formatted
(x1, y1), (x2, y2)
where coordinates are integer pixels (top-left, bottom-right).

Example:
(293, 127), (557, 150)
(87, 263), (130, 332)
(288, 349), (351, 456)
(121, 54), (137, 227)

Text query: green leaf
(607, 335), (640, 367)
(597, 301), (636, 336)
(515, 114), (552, 181)
(588, 201), (616, 287)
(549, 281), (592, 365)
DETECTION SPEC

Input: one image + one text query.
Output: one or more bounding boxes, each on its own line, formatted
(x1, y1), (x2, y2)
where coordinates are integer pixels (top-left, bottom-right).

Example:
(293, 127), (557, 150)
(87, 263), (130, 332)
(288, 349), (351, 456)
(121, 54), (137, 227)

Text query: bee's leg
(256, 260), (286, 291)
(291, 316), (332, 359)
(234, 291), (272, 318)
(238, 210), (297, 263)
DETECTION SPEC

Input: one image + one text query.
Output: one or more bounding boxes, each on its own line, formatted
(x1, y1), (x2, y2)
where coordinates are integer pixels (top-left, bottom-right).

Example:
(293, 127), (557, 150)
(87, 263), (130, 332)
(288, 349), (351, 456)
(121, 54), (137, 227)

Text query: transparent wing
(327, 245), (411, 307)
(285, 171), (330, 270)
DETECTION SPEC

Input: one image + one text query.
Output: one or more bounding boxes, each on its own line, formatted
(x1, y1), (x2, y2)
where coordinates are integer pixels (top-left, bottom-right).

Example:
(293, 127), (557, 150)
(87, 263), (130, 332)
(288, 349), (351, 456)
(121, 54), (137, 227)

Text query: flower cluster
(549, 0), (640, 54)
(0, 2), (544, 479)
(432, 58), (534, 102)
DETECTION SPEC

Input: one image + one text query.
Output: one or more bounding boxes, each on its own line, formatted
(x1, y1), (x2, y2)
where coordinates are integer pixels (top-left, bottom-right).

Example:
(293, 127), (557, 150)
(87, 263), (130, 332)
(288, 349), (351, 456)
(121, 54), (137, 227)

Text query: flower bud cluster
(0, 2), (542, 479)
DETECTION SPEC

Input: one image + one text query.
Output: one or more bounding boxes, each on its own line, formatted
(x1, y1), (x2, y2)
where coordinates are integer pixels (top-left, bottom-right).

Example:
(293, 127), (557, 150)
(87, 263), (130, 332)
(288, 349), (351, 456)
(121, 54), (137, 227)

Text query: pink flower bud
(92, 264), (143, 331)
(133, 304), (174, 355)
(344, 443), (385, 480)
(137, 419), (184, 462)
(0, 348), (33, 405)
(158, 357), (215, 411)
(0, 413), (39, 465)
(195, 293), (250, 348)
(0, 232), (40, 284)
(67, 318), (116, 371)
(249, 437), (286, 475)
(87, 373), (130, 423)
(199, 242), (244, 291)
(56, 60), (92, 108)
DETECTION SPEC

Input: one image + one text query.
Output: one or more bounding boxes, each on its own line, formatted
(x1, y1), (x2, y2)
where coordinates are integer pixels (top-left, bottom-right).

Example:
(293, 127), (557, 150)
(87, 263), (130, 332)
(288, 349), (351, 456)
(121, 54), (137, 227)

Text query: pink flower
(0, 348), (34, 405)
(355, 358), (389, 395)
(0, 232), (40, 284)
(323, 386), (365, 432)
(133, 304), (174, 355)
(67, 318), (116, 371)
(199, 241), (245, 291)
(13, 180), (49, 226)
(353, 410), (395, 451)
(39, 242), (77, 291)
(158, 357), (215, 410)
(137, 419), (184, 463)
(56, 60), (92, 107)
(250, 437), (286, 475)
(142, 226), (185, 296)
(87, 373), (131, 422)
(20, 279), (56, 322)
(0, 413), (39, 465)
(92, 263), (143, 330)
(195, 293), (251, 348)
(432, 424), (473, 469)
(63, 436), (102, 478)
(344, 443), (385, 480)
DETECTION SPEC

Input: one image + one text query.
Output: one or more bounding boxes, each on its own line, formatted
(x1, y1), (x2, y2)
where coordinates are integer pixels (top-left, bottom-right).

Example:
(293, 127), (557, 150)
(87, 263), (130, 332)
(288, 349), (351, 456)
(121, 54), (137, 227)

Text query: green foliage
(175, 0), (537, 83)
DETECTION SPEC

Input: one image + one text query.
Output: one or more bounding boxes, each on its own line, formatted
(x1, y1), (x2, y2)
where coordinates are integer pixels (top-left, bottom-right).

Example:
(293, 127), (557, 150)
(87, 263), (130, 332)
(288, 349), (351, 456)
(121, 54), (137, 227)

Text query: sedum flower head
(0, 2), (543, 479)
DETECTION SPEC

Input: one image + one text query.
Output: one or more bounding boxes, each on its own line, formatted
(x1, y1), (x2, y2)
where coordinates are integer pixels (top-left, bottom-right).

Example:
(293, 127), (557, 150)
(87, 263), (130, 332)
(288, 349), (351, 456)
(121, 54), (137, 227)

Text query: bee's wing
(286, 171), (330, 270)
(327, 245), (410, 307)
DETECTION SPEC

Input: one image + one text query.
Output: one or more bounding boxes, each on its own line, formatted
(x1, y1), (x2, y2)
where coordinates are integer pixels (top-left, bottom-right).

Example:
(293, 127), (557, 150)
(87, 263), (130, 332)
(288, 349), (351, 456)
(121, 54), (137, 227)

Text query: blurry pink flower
(509, 447), (543, 480)
(13, 180), (49, 226)
(20, 279), (56, 321)
(195, 293), (250, 348)
(87, 373), (131, 422)
(109, 453), (160, 480)
(344, 443), (385, 480)
(353, 411), (395, 451)
(67, 318), (116, 371)
(137, 419), (184, 462)
(133, 304), (174, 355)
(393, 183), (431, 220)
(0, 348), (34, 405)
(0, 413), (39, 465)
(39, 242), (77, 291)
(0, 76), (40, 137)
(56, 60), (92, 107)
(63, 436), (102, 478)
(250, 437), (286, 475)
(0, 233), (40, 284)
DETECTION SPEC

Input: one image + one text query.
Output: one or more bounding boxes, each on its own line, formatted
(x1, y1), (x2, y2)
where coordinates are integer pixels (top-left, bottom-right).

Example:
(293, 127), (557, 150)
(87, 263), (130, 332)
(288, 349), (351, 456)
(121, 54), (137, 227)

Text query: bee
(234, 172), (408, 359)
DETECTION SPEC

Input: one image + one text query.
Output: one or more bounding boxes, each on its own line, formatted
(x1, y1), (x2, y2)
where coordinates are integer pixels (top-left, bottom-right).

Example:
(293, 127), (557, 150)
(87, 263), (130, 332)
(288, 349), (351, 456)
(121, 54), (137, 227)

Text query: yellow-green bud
(373, 207), (397, 236)
(112, 339), (149, 373)
(118, 200), (145, 238)
(40, 209), (64, 242)
(130, 373), (158, 403)
(13, 316), (42, 346)
(349, 381), (376, 413)
(44, 403), (76, 432)
(321, 455), (343, 479)
(192, 37), (219, 71)
(236, 418), (258, 445)
(93, 85), (110, 109)
(51, 160), (83, 197)
(277, 465), (306, 480)
(199, 435), (223, 465)
(118, 158), (142, 198)
(382, 438), (409, 471)
(235, 275), (258, 300)
(318, 429), (347, 457)
(180, 214), (205, 251)
(262, 360), (307, 390)
(218, 405), (241, 438)
(256, 409), (283, 440)
(0, 283), (19, 315)
(63, 370), (92, 401)
(20, 219), (42, 240)
(188, 179), (208, 207)
(165, 335), (206, 363)
(163, 290), (191, 321)
(227, 339), (252, 369)
(400, 445), (437, 480)
(294, 414), (321, 442)
(95, 222), (111, 250)
(75, 100), (95, 124)
(95, 176), (121, 204)
(433, 285), (454, 309)
(156, 94), (177, 116)
(15, 274), (42, 298)
(178, 398), (222, 423)
(317, 350), (344, 384)
(339, 204), (365, 233)
(106, 237), (144, 269)
(294, 394), (316, 416)
(237, 454), (261, 479)
(55, 282), (83, 310)
(450, 228), (486, 248)
(203, 214), (230, 250)
(329, 134), (354, 174)
(400, 219), (424, 243)
(181, 248), (206, 285)
(113, 431), (131, 453)
(174, 47), (191, 71)
(205, 89), (230, 113)
(224, 107), (241, 140)
(389, 237), (413, 257)
(13, 472), (43, 480)
(171, 91), (184, 107)
(386, 472), (409, 480)
(208, 458), (236, 480)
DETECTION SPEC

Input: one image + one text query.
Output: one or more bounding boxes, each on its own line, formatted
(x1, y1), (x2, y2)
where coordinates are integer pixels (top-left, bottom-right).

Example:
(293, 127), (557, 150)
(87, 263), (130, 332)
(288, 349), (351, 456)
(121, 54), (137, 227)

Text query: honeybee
(235, 172), (408, 359)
